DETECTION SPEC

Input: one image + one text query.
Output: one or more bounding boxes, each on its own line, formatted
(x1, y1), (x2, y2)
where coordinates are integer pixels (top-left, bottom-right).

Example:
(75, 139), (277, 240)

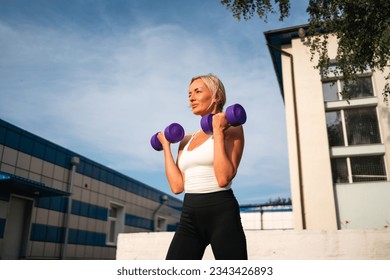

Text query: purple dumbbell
(200, 104), (247, 135)
(150, 123), (185, 151)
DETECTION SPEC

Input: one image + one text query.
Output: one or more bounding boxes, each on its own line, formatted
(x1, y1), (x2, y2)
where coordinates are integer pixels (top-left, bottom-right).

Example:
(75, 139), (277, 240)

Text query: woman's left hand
(212, 112), (230, 134)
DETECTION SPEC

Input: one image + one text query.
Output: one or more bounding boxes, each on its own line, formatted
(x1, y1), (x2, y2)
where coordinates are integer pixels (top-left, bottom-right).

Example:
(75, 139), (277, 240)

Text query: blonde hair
(190, 73), (226, 112)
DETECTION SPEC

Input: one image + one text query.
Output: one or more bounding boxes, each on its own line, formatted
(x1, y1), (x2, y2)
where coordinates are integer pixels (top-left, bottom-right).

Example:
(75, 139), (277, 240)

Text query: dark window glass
(344, 108), (381, 145)
(341, 76), (374, 99)
(5, 130), (20, 149)
(32, 141), (45, 158)
(331, 158), (349, 183)
(350, 156), (387, 182)
(326, 111), (345, 146)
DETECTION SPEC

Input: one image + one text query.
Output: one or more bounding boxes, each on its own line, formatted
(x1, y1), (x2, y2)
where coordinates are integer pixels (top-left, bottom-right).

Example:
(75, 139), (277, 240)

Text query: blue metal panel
(19, 134), (34, 154)
(30, 224), (65, 243)
(0, 218), (5, 238)
(4, 129), (20, 150)
(71, 200), (108, 221)
(0, 125), (5, 143)
(166, 224), (177, 232)
(36, 196), (68, 213)
(32, 140), (45, 158)
(68, 228), (106, 246)
(125, 214), (153, 230)
(30, 224), (107, 247)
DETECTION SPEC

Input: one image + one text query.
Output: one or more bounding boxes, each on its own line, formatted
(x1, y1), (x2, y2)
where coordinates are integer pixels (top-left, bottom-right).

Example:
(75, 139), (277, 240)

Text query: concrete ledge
(116, 230), (390, 260)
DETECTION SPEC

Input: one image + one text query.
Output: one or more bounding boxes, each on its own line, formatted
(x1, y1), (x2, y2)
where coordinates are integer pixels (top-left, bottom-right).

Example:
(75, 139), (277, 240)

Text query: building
(0, 119), (182, 259)
(265, 25), (390, 230)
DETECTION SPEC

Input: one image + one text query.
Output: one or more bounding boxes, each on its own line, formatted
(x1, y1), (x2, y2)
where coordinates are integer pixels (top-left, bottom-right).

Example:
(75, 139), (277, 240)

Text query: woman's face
(188, 78), (216, 116)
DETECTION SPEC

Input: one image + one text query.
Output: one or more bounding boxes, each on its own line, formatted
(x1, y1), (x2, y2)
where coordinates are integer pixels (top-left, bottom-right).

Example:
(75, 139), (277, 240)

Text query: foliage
(221, 0), (390, 103)
(220, 0), (290, 21)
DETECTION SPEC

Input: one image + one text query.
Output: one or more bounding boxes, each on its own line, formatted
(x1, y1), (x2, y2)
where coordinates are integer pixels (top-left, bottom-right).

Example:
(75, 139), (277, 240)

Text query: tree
(221, 0), (390, 103)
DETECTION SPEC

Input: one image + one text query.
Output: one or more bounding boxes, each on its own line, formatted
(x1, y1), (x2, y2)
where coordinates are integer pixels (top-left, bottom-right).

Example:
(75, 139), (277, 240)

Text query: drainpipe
(61, 156), (80, 259)
(266, 43), (307, 229)
(260, 207), (264, 230)
(153, 194), (168, 231)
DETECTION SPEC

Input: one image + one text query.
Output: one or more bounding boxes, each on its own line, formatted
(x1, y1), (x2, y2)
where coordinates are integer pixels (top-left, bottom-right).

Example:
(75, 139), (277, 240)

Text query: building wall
(0, 119), (182, 259)
(279, 34), (390, 230)
(116, 230), (390, 260)
(281, 37), (338, 230)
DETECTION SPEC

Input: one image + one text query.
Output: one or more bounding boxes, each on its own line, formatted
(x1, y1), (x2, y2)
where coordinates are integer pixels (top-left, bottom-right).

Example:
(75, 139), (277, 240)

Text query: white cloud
(0, 8), (291, 203)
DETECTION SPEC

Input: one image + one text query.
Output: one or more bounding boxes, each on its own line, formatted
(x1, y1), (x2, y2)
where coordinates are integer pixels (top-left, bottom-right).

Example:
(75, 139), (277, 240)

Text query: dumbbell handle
(150, 123), (185, 151)
(200, 103), (247, 135)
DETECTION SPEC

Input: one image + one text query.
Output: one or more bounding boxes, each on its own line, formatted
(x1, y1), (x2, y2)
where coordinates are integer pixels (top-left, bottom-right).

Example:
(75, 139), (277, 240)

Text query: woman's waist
(183, 188), (237, 207)
(184, 174), (231, 193)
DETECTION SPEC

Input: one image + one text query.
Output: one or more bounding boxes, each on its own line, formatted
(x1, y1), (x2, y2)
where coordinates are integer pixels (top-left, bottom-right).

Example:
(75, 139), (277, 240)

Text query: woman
(157, 73), (247, 260)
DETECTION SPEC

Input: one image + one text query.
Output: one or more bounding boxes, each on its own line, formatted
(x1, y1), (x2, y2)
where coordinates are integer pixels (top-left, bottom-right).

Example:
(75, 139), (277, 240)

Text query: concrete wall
(282, 36), (339, 230)
(116, 230), (390, 260)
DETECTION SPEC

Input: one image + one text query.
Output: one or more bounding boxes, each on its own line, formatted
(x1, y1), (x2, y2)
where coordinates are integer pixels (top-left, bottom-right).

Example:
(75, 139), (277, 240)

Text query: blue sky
(0, 0), (309, 204)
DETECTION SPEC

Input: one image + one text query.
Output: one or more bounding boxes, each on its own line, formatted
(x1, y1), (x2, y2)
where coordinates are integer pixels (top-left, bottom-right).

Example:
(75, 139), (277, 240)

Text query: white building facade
(265, 25), (390, 230)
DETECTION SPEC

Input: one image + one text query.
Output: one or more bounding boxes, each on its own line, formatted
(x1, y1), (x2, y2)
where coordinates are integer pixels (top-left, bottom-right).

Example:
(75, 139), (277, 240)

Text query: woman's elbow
(217, 174), (235, 188)
(170, 183), (184, 195)
(171, 188), (183, 195)
(216, 169), (237, 188)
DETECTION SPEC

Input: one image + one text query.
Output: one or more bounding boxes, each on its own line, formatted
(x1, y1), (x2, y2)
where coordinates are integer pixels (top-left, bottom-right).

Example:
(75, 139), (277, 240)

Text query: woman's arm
(212, 113), (245, 187)
(157, 133), (189, 194)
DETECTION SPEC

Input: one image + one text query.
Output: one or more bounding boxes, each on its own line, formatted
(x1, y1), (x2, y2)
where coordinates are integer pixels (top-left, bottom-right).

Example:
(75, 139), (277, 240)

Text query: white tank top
(178, 132), (232, 193)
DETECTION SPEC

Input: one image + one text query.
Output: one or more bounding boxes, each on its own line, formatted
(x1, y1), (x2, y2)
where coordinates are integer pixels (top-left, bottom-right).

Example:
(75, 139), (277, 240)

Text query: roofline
(264, 23), (309, 38)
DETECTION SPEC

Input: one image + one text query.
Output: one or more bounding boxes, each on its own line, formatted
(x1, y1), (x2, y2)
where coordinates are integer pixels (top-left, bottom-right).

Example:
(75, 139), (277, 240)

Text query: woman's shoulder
(178, 133), (194, 150)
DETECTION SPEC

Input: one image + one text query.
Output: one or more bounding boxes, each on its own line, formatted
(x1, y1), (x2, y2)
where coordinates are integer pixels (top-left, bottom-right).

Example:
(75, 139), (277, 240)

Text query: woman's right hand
(157, 131), (170, 150)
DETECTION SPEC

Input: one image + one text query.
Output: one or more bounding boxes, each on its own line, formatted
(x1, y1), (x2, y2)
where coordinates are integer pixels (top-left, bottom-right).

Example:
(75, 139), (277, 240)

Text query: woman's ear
(214, 96), (223, 112)
(214, 94), (221, 104)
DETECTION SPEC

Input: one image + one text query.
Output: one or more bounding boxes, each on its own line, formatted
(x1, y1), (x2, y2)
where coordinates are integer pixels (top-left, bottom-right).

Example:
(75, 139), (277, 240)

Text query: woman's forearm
(213, 130), (236, 187)
(162, 145), (184, 194)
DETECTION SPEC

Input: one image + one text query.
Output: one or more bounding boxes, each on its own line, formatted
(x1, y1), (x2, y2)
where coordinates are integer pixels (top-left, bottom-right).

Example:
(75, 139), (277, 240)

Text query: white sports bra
(178, 132), (232, 193)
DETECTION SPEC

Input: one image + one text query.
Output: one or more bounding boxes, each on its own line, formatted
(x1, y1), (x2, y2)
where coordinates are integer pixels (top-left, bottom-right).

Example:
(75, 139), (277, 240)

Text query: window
(323, 75), (387, 183)
(350, 156), (387, 182)
(331, 158), (349, 183)
(340, 77), (374, 99)
(326, 107), (381, 147)
(155, 216), (166, 232)
(326, 111), (344, 146)
(323, 74), (374, 102)
(331, 156), (387, 183)
(107, 203), (124, 245)
(323, 81), (339, 102)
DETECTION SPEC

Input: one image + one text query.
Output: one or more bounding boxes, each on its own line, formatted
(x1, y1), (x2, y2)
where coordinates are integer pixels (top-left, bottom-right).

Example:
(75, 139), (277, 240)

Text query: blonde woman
(157, 73), (247, 260)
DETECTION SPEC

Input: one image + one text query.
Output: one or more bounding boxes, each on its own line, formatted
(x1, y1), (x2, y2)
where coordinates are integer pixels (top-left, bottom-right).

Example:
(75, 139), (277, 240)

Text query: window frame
(323, 73), (388, 183)
(106, 202), (125, 246)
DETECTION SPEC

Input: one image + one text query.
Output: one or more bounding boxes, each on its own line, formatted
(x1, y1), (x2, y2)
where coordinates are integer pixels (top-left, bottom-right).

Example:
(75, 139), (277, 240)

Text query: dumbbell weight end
(225, 104), (247, 126)
(150, 133), (163, 151)
(200, 104), (247, 135)
(200, 114), (214, 135)
(164, 123), (185, 143)
(150, 123), (185, 151)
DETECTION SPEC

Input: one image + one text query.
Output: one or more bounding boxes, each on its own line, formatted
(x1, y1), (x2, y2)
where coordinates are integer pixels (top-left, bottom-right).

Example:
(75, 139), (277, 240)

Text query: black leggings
(166, 189), (247, 260)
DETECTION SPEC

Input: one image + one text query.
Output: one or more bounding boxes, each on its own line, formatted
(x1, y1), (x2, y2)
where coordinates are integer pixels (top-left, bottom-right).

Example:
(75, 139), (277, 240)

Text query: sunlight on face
(188, 79), (215, 116)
